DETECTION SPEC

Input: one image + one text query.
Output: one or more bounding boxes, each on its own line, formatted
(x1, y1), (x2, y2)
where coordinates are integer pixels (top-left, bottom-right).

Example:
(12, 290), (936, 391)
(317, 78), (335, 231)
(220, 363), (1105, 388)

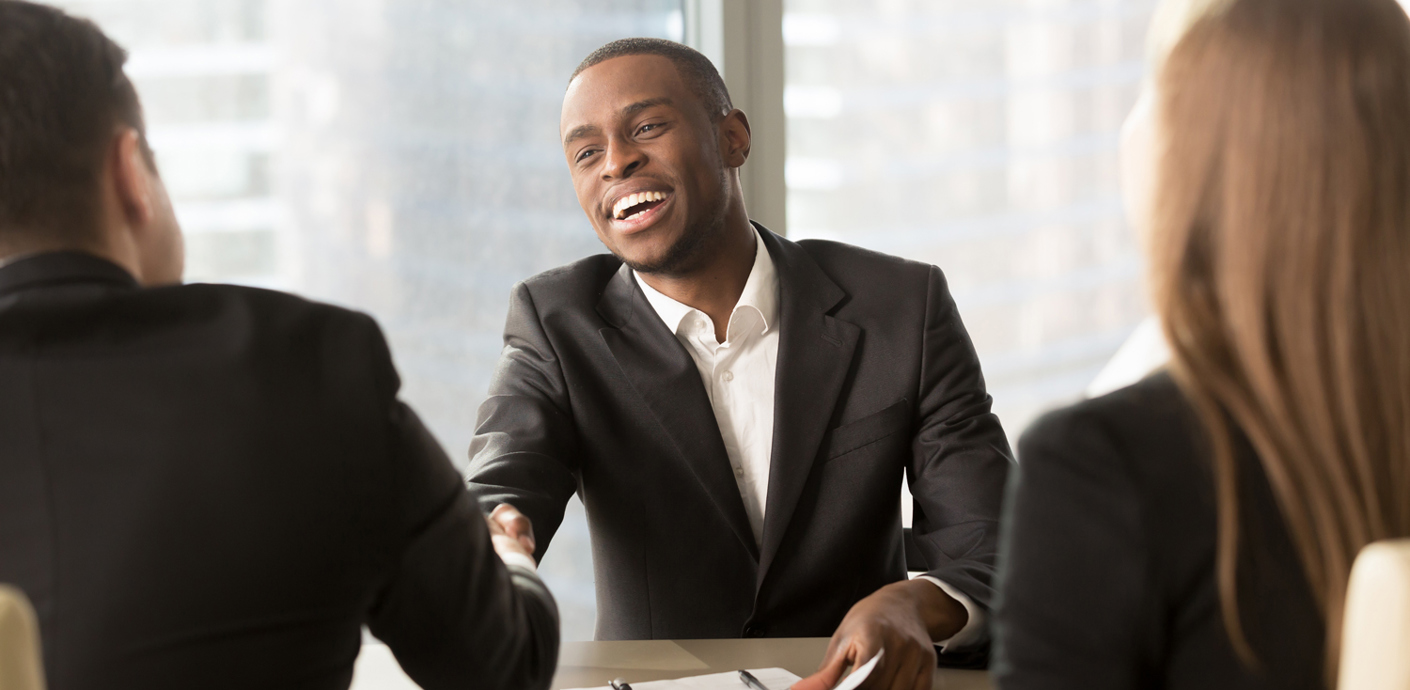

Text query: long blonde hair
(1149, 0), (1410, 679)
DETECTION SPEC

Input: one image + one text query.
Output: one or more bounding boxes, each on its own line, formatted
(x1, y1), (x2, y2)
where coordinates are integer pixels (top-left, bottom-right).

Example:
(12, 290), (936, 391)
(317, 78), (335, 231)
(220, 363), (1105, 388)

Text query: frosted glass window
(785, 0), (1156, 438)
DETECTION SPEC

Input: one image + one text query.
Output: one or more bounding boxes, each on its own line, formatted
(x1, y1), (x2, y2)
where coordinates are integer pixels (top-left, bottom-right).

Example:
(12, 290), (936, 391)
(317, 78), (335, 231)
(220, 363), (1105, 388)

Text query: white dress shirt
(634, 230), (984, 650)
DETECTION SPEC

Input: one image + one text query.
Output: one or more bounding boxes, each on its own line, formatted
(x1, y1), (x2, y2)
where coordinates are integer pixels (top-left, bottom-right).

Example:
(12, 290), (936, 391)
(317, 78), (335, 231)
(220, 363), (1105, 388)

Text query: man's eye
(576, 149), (597, 163)
(637, 123), (662, 135)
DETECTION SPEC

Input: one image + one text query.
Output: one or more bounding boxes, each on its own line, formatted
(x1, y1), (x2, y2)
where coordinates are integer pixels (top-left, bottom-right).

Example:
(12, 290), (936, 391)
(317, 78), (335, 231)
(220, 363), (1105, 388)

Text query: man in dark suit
(0, 3), (557, 688)
(468, 38), (1012, 688)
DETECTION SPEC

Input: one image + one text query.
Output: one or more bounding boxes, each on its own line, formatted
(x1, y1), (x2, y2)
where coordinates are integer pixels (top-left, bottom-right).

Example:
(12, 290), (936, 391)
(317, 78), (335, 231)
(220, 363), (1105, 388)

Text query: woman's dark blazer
(993, 372), (1326, 689)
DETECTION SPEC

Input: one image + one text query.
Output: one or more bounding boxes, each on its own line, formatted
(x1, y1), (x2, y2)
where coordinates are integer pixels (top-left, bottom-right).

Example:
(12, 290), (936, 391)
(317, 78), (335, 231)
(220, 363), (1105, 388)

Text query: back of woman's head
(1150, 0), (1410, 679)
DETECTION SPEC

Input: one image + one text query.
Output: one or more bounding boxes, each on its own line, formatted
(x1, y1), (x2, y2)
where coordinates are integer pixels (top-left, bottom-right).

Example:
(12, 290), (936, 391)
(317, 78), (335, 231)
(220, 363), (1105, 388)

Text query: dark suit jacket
(467, 226), (1012, 642)
(0, 252), (558, 690)
(994, 372), (1324, 689)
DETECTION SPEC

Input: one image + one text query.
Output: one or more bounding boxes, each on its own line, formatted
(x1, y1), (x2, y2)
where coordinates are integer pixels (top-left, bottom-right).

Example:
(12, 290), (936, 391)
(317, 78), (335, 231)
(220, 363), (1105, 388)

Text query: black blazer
(0, 252), (558, 690)
(994, 372), (1324, 689)
(467, 226), (1012, 642)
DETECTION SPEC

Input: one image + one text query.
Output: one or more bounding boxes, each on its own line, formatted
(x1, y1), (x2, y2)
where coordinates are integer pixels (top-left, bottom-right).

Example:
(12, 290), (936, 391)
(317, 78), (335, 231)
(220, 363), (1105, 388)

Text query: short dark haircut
(570, 38), (733, 120)
(0, 0), (148, 240)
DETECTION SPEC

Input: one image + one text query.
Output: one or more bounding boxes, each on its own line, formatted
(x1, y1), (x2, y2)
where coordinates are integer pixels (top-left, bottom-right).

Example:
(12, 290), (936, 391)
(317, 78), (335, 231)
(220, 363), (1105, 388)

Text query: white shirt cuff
(497, 551), (538, 573)
(917, 576), (985, 651)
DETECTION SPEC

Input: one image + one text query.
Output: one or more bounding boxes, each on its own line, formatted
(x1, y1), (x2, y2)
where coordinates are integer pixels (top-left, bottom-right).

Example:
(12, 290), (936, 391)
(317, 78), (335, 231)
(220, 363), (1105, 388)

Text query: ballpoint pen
(738, 669), (770, 690)
(608, 679), (632, 690)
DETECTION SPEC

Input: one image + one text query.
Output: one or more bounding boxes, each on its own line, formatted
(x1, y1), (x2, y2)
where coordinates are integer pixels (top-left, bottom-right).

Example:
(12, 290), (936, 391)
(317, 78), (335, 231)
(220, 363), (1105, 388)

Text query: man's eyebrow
(562, 99), (674, 147)
(562, 124), (600, 147)
(622, 97), (672, 116)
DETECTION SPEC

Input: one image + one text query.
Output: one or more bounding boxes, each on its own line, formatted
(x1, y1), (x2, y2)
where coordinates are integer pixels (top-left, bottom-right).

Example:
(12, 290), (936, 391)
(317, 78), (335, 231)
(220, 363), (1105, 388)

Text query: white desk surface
(352, 638), (993, 690)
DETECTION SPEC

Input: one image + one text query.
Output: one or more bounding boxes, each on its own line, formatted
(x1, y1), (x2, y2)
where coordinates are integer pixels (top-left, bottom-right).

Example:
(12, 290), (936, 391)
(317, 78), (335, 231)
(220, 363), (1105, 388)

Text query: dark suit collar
(595, 258), (761, 561)
(755, 225), (860, 583)
(594, 260), (638, 329)
(0, 251), (138, 298)
(591, 224), (862, 578)
(594, 223), (844, 326)
(754, 223), (846, 316)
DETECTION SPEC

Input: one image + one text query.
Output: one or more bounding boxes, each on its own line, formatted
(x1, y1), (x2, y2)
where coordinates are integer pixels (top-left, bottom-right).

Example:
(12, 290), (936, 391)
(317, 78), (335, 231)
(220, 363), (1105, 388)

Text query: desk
(551, 638), (992, 690)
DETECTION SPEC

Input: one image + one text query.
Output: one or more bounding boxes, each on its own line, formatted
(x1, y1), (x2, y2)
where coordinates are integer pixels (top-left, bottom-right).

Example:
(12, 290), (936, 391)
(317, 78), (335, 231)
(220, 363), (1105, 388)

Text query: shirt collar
(635, 228), (779, 337)
(0, 251), (138, 298)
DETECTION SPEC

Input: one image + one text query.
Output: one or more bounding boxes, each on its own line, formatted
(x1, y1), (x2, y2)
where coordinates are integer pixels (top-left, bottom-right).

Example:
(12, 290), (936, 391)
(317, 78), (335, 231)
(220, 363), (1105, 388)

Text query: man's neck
(637, 215), (757, 343)
(0, 233), (133, 276)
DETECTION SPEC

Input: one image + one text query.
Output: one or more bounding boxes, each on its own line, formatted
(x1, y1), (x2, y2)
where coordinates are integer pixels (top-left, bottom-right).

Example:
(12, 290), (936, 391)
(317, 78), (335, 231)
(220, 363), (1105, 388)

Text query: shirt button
(734, 466), (744, 477)
(721, 371), (734, 382)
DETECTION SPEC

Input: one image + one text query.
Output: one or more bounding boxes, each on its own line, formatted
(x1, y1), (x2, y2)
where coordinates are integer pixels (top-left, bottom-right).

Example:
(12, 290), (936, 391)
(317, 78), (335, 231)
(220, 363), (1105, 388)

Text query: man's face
(560, 54), (733, 274)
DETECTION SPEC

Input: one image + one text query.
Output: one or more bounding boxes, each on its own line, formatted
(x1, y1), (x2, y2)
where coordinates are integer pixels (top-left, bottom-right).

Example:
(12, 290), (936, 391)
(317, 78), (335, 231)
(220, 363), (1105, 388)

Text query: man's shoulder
(168, 282), (380, 333)
(515, 253), (623, 307)
(107, 283), (390, 366)
(792, 237), (935, 289)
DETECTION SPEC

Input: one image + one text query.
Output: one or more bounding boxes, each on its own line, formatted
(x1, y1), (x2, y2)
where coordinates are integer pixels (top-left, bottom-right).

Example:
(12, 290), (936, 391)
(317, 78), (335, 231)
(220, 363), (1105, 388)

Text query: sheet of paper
(562, 667), (801, 690)
(831, 650), (883, 690)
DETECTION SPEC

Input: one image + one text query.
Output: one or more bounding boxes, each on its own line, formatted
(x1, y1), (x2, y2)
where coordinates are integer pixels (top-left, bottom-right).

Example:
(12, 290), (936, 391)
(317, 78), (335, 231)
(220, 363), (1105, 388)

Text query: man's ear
(718, 109), (751, 169)
(110, 128), (154, 227)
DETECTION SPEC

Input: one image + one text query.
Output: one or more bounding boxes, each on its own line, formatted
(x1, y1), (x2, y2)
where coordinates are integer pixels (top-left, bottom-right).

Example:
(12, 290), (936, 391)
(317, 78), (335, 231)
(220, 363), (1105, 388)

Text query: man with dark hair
(469, 37), (1013, 689)
(570, 37), (734, 122)
(0, 3), (558, 689)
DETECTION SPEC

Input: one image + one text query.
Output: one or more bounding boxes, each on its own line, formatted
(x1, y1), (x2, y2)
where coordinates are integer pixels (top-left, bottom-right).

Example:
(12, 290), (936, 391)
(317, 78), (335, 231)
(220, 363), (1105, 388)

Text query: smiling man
(467, 38), (1013, 689)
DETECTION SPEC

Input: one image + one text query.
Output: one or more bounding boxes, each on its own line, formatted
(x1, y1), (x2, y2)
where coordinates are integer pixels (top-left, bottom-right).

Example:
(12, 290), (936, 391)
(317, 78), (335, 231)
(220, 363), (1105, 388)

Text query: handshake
(487, 503), (538, 568)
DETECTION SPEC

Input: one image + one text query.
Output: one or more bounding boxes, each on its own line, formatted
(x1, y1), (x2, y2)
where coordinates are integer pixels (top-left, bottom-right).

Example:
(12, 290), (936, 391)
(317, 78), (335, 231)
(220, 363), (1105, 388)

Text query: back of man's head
(0, 0), (147, 248)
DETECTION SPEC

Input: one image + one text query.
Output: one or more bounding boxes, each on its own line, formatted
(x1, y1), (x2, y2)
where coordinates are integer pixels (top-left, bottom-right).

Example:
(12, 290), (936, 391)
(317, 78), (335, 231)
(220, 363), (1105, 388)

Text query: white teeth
(613, 191), (667, 220)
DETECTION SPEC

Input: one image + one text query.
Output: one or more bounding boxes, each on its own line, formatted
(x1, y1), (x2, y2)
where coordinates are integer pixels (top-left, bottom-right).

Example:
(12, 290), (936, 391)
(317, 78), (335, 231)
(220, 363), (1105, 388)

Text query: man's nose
(601, 140), (646, 180)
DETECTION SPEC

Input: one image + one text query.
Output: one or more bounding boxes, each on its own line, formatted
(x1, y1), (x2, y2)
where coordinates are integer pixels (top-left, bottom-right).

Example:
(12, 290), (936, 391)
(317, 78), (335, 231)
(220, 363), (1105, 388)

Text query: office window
(53, 0), (684, 642)
(53, 0), (1157, 643)
(784, 0), (1155, 439)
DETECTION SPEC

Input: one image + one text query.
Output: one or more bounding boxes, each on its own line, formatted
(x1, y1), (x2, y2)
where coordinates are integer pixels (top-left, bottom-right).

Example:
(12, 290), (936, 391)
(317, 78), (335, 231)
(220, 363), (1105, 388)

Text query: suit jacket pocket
(822, 398), (910, 461)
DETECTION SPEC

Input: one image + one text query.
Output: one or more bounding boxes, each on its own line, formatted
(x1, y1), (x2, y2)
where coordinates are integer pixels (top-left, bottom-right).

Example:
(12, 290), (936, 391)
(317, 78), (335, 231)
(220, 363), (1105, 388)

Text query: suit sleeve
(908, 265), (1014, 630)
(466, 281), (581, 561)
(991, 408), (1149, 690)
(353, 315), (560, 690)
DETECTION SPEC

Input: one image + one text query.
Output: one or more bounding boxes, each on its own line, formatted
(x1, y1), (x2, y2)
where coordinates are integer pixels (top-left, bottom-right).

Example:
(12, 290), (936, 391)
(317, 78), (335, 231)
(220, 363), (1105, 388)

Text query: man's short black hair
(570, 38), (733, 120)
(0, 0), (148, 240)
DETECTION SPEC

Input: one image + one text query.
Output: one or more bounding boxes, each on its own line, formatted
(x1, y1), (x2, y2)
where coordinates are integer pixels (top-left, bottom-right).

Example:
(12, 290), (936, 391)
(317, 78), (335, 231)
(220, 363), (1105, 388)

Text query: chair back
(0, 585), (45, 690)
(1339, 539), (1410, 690)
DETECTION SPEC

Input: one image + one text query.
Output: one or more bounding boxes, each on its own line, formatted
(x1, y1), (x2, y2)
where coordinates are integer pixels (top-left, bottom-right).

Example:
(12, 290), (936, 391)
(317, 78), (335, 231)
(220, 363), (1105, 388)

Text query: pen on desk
(609, 679), (632, 690)
(738, 669), (770, 690)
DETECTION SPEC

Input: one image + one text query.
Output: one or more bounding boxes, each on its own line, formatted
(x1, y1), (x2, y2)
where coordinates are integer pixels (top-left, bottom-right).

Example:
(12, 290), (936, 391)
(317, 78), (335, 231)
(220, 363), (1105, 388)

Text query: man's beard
(617, 190), (729, 277)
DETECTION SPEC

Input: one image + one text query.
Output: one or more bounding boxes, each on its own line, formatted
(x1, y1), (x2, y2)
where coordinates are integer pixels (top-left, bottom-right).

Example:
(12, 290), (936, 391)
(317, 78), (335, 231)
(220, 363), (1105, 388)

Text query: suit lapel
(596, 262), (759, 561)
(756, 229), (860, 583)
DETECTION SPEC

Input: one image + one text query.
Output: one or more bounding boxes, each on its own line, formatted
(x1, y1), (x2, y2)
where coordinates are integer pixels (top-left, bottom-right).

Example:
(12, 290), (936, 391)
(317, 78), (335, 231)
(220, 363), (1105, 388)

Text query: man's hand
(486, 503), (537, 565)
(792, 579), (967, 690)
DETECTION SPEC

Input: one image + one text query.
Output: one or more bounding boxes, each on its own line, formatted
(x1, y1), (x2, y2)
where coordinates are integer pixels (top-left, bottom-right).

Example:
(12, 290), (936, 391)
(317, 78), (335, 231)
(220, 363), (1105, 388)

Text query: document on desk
(563, 668), (800, 690)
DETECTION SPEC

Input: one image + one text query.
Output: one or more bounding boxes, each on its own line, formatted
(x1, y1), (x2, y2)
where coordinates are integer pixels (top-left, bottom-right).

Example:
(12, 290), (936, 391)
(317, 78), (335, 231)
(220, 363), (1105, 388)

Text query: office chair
(1339, 539), (1410, 690)
(0, 585), (45, 690)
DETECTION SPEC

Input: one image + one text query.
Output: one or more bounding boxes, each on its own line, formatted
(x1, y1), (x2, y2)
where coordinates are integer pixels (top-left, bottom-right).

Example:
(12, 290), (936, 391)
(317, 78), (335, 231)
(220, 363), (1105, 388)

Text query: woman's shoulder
(1019, 371), (1210, 498)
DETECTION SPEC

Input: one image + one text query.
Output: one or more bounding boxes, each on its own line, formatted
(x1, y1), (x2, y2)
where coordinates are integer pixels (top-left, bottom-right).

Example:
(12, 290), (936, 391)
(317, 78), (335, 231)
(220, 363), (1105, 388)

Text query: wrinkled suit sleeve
(354, 313), (560, 690)
(908, 265), (1014, 652)
(466, 281), (582, 561)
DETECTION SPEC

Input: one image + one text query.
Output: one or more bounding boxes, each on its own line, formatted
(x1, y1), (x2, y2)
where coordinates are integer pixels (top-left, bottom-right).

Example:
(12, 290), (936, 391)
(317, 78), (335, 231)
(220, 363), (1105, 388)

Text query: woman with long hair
(993, 0), (1410, 686)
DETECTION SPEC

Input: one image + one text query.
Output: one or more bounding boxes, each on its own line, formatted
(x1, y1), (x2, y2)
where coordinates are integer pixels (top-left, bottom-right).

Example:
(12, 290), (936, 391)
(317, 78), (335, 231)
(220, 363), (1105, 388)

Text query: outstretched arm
(467, 280), (581, 562)
(344, 309), (558, 690)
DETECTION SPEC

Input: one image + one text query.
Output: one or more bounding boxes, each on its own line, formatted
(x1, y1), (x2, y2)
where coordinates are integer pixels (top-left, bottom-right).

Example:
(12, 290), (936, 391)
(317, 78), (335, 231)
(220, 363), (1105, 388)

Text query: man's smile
(606, 188), (675, 234)
(611, 190), (669, 220)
